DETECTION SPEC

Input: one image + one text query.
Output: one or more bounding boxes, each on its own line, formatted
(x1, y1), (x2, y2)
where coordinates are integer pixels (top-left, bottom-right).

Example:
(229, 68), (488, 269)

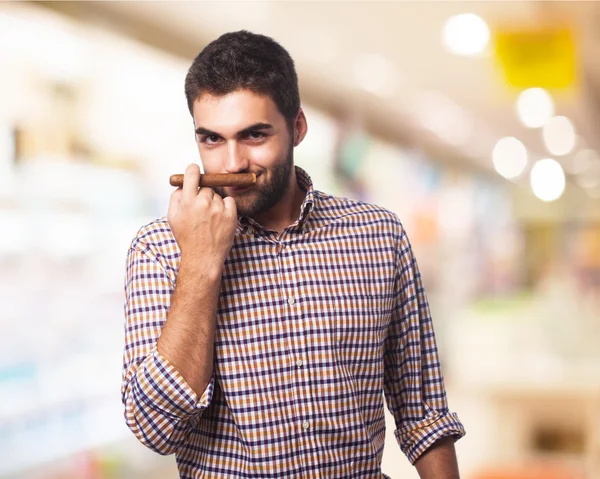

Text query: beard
(212, 141), (294, 219)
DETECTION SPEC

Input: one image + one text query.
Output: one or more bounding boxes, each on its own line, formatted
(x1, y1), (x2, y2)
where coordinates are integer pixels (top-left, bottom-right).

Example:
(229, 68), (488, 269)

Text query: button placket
(333, 299), (341, 346)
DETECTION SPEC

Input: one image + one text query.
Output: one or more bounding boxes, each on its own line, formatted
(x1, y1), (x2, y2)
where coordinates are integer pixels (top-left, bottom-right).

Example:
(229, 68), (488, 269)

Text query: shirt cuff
(395, 410), (466, 464)
(136, 347), (214, 420)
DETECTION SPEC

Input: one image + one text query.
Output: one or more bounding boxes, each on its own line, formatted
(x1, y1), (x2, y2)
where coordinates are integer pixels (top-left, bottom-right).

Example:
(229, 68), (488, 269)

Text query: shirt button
(288, 296), (295, 306)
(302, 420), (310, 430)
(296, 359), (303, 368)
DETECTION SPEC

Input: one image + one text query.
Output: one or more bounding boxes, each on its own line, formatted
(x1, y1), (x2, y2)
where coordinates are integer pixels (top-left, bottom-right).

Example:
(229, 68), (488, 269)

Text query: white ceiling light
(516, 88), (555, 128)
(543, 116), (576, 156)
(442, 13), (490, 56)
(492, 137), (528, 179)
(530, 158), (566, 202)
(353, 53), (398, 98)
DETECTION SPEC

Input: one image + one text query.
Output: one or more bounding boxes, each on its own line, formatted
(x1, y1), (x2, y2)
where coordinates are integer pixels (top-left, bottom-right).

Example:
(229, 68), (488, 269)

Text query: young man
(122, 30), (465, 478)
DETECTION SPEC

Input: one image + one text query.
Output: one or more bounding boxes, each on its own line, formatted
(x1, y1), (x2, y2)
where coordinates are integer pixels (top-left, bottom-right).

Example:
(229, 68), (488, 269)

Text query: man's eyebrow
(195, 126), (219, 136)
(237, 123), (273, 136)
(195, 123), (273, 138)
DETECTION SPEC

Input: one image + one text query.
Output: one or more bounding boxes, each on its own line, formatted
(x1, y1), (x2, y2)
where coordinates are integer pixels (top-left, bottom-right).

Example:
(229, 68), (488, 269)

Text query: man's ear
(293, 108), (308, 147)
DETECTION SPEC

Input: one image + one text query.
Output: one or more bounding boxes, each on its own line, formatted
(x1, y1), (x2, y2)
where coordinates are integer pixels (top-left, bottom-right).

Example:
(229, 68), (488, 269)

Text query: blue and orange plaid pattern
(122, 166), (465, 478)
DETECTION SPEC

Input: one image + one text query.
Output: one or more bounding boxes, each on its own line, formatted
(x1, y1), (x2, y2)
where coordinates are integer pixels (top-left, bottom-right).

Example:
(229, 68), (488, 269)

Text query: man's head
(184, 30), (307, 219)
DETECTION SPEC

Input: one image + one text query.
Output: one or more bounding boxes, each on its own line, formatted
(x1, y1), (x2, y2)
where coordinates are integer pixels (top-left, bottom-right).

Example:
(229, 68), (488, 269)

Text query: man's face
(192, 90), (295, 218)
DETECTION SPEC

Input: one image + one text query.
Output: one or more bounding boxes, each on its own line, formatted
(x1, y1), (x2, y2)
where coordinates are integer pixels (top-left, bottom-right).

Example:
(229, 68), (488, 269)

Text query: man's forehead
(192, 90), (280, 132)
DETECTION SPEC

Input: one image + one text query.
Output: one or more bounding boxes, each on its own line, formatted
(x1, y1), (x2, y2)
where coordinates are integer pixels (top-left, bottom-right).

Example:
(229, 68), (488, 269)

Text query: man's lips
(229, 174), (259, 191)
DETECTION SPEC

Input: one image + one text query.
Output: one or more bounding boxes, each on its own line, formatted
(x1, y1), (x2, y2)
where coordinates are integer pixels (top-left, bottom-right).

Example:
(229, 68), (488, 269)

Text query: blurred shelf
(0, 394), (130, 477)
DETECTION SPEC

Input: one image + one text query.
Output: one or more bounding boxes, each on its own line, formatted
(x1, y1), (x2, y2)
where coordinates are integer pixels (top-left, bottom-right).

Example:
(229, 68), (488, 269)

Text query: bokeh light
(516, 88), (555, 129)
(492, 136), (528, 179)
(442, 13), (490, 56)
(530, 158), (566, 201)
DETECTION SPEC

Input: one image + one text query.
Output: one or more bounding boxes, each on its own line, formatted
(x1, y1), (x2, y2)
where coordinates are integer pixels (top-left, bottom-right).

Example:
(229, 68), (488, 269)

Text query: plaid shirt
(122, 166), (465, 478)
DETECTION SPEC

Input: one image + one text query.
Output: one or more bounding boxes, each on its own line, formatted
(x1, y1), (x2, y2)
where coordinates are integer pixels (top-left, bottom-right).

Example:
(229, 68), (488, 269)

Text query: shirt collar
(237, 165), (317, 236)
(295, 165), (316, 228)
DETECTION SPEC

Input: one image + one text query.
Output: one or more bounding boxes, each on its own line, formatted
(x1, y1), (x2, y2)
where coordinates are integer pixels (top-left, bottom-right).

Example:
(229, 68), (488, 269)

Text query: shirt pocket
(333, 293), (388, 369)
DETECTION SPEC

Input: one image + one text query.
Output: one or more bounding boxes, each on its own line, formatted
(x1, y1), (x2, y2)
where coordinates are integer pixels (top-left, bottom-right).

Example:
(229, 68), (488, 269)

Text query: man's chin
(226, 186), (254, 196)
(233, 196), (261, 219)
(216, 187), (253, 204)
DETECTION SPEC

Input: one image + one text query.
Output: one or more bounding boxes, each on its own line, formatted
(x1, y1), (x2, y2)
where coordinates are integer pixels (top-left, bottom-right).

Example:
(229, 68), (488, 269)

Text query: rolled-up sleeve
(383, 225), (465, 464)
(121, 241), (213, 455)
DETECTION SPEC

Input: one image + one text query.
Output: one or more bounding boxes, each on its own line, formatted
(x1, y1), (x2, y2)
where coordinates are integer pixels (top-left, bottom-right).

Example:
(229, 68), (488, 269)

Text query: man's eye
(203, 135), (220, 144)
(247, 131), (265, 140)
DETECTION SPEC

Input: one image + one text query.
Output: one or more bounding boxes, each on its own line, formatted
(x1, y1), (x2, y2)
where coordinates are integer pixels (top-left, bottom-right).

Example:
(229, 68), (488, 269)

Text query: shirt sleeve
(121, 241), (214, 455)
(383, 225), (465, 464)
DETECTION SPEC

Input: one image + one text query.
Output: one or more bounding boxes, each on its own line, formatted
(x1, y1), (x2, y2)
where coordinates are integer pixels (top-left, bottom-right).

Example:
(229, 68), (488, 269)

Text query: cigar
(169, 173), (256, 188)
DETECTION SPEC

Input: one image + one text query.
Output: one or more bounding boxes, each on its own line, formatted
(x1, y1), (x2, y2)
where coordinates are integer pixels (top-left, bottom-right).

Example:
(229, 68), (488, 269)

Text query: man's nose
(225, 141), (250, 173)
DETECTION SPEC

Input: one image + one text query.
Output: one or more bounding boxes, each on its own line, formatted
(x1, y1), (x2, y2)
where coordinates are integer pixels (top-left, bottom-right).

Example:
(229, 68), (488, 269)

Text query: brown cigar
(169, 173), (256, 188)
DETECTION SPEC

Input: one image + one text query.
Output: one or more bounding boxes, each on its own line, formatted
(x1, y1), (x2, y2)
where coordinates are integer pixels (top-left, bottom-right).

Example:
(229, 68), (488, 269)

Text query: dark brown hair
(185, 30), (300, 129)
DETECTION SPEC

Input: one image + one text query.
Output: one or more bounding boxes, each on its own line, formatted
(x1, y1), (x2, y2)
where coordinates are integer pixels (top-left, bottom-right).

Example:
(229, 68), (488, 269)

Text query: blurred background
(1, 1), (599, 478)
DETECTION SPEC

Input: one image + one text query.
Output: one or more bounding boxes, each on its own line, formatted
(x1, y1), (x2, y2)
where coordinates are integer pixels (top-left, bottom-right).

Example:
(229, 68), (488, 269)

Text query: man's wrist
(179, 253), (224, 281)
(414, 436), (460, 479)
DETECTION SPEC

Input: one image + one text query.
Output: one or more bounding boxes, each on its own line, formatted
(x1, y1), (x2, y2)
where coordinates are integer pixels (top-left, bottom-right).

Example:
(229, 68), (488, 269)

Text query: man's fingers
(223, 196), (237, 217)
(168, 188), (182, 220)
(182, 163), (201, 203)
(197, 186), (215, 202)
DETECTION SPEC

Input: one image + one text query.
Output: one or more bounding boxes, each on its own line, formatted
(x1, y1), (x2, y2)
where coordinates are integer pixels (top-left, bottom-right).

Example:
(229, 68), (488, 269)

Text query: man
(122, 30), (465, 478)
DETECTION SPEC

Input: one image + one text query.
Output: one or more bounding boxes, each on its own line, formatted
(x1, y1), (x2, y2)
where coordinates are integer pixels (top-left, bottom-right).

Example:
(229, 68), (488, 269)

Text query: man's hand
(168, 162), (238, 272)
(414, 437), (460, 479)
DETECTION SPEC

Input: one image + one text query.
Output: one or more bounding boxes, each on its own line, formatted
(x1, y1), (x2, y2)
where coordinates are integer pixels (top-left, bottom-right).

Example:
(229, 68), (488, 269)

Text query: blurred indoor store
(0, 2), (599, 479)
